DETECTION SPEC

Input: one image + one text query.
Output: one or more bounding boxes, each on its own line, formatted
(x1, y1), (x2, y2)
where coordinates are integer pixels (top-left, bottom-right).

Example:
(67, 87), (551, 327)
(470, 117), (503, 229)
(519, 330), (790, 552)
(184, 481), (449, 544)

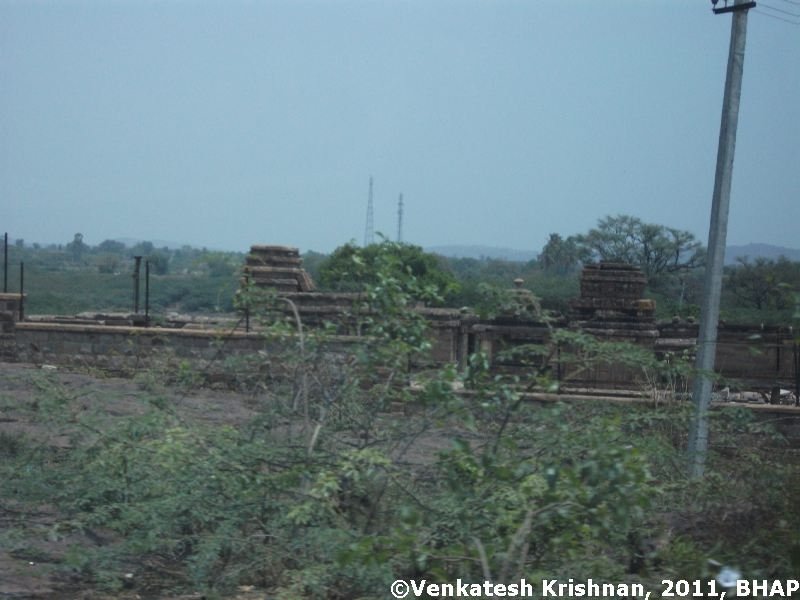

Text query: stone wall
(4, 313), (797, 392)
(657, 321), (796, 386)
(15, 322), (262, 375)
(2, 259), (797, 395)
(464, 264), (796, 391)
(13, 321), (360, 383)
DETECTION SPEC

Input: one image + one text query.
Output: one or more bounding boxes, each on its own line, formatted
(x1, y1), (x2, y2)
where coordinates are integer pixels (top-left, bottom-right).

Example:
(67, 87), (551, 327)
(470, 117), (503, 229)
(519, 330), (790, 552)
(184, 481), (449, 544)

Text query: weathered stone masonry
(0, 252), (796, 394)
(0, 293), (24, 361)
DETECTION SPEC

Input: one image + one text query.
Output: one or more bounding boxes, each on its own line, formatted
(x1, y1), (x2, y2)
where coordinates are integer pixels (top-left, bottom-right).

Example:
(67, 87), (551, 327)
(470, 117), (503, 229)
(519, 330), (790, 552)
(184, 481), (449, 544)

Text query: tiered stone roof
(569, 262), (657, 338)
(243, 245), (315, 293)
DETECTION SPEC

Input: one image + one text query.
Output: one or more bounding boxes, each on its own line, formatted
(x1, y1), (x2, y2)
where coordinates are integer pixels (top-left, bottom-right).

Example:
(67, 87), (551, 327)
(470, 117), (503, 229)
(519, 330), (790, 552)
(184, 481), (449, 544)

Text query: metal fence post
(19, 262), (24, 321)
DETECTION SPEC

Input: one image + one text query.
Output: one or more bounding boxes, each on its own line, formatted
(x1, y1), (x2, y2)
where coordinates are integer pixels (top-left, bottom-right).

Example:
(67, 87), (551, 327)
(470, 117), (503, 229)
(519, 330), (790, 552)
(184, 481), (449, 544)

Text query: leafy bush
(2, 243), (799, 597)
(317, 240), (459, 305)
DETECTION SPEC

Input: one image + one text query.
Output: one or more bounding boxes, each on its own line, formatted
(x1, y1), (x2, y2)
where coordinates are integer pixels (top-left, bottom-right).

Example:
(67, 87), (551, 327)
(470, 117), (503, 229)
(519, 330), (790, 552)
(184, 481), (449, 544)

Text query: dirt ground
(4, 360), (800, 598)
(0, 362), (272, 600)
(0, 362), (453, 599)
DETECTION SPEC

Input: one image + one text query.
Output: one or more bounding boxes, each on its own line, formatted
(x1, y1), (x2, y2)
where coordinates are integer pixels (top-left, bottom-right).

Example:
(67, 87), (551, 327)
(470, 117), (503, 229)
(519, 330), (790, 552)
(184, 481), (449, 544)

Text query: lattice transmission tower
(364, 176), (374, 246)
(397, 193), (404, 243)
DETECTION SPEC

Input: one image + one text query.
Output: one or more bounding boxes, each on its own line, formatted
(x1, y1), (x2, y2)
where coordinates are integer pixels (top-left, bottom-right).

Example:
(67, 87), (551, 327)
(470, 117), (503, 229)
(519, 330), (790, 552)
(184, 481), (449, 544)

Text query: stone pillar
(0, 293), (25, 361)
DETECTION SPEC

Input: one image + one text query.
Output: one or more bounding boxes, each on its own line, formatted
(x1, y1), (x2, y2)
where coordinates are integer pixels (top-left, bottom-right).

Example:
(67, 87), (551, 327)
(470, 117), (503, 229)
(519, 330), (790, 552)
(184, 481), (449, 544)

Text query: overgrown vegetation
(1, 244), (798, 598)
(317, 240), (459, 305)
(3, 216), (799, 324)
(4, 235), (244, 315)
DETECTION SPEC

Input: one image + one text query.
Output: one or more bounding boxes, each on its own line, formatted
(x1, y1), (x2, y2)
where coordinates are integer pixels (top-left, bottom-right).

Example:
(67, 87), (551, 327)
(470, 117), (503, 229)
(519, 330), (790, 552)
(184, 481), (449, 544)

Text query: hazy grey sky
(2, 0), (798, 254)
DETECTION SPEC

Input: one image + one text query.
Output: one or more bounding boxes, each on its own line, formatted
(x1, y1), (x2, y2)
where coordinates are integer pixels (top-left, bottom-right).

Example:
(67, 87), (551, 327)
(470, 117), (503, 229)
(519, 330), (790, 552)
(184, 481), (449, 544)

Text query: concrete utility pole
(688, 0), (755, 478)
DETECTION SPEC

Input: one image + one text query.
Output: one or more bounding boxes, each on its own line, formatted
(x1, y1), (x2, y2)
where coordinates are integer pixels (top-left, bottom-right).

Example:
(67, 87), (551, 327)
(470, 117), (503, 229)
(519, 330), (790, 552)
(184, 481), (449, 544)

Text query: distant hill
(427, 245), (537, 262)
(725, 243), (800, 264)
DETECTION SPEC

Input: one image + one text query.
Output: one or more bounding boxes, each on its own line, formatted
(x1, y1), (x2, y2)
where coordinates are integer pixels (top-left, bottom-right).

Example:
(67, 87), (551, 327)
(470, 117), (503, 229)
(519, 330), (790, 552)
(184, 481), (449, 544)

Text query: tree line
(9, 233), (242, 278)
(4, 215), (799, 323)
(3, 235), (244, 315)
(538, 215), (798, 324)
(312, 215), (798, 325)
(1, 241), (796, 596)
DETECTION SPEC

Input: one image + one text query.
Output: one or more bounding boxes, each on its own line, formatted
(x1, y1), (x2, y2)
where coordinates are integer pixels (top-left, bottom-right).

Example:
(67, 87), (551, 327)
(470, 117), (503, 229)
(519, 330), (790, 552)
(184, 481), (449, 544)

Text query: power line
(754, 7), (800, 22)
(759, 1), (800, 16)
(776, 0), (800, 7)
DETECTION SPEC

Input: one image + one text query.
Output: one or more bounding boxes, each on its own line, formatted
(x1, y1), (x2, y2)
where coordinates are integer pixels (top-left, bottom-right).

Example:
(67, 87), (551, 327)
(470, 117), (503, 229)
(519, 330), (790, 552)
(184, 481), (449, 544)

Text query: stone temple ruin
(569, 262), (657, 341)
(1, 244), (797, 402)
(230, 246), (796, 395)
(244, 245), (315, 293)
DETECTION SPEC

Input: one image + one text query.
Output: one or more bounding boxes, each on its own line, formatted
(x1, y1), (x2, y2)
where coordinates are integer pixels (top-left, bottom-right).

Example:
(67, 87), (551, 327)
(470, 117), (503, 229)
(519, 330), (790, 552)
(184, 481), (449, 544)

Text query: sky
(2, 0), (799, 255)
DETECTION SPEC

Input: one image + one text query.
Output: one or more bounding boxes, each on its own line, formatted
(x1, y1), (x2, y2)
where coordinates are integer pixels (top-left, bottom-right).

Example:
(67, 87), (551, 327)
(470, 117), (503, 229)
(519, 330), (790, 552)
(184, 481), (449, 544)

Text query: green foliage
(94, 252), (123, 274)
(300, 250), (328, 283)
(441, 256), (579, 315)
(539, 233), (581, 275)
(195, 251), (239, 277)
(146, 251), (170, 275)
(317, 240), (459, 305)
(403, 406), (654, 583)
(3, 326), (799, 597)
(575, 215), (704, 283)
(5, 238), (243, 315)
(356, 244), (439, 367)
(471, 283), (542, 320)
(129, 240), (155, 257)
(526, 271), (580, 314)
(794, 291), (800, 337)
(2, 233), (800, 598)
(471, 283), (518, 319)
(66, 232), (88, 262)
(552, 329), (656, 382)
(443, 215), (794, 324)
(647, 272), (704, 321)
(721, 256), (800, 324)
(97, 239), (126, 254)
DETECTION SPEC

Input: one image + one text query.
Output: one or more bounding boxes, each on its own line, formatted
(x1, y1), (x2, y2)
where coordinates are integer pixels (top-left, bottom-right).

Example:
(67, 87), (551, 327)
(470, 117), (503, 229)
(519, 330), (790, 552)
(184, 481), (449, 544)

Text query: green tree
(576, 215), (704, 283)
(96, 239), (126, 254)
(95, 253), (122, 274)
(725, 256), (799, 311)
(5, 253), (800, 597)
(539, 233), (581, 275)
(130, 240), (155, 257)
(301, 250), (328, 283)
(194, 251), (236, 277)
(318, 241), (459, 304)
(147, 251), (170, 276)
(66, 232), (87, 262)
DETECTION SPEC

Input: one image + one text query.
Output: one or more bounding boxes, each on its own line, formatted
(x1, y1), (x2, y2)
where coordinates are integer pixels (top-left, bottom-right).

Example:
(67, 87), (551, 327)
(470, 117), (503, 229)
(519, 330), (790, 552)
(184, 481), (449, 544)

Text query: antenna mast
(364, 176), (374, 246)
(397, 193), (404, 243)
